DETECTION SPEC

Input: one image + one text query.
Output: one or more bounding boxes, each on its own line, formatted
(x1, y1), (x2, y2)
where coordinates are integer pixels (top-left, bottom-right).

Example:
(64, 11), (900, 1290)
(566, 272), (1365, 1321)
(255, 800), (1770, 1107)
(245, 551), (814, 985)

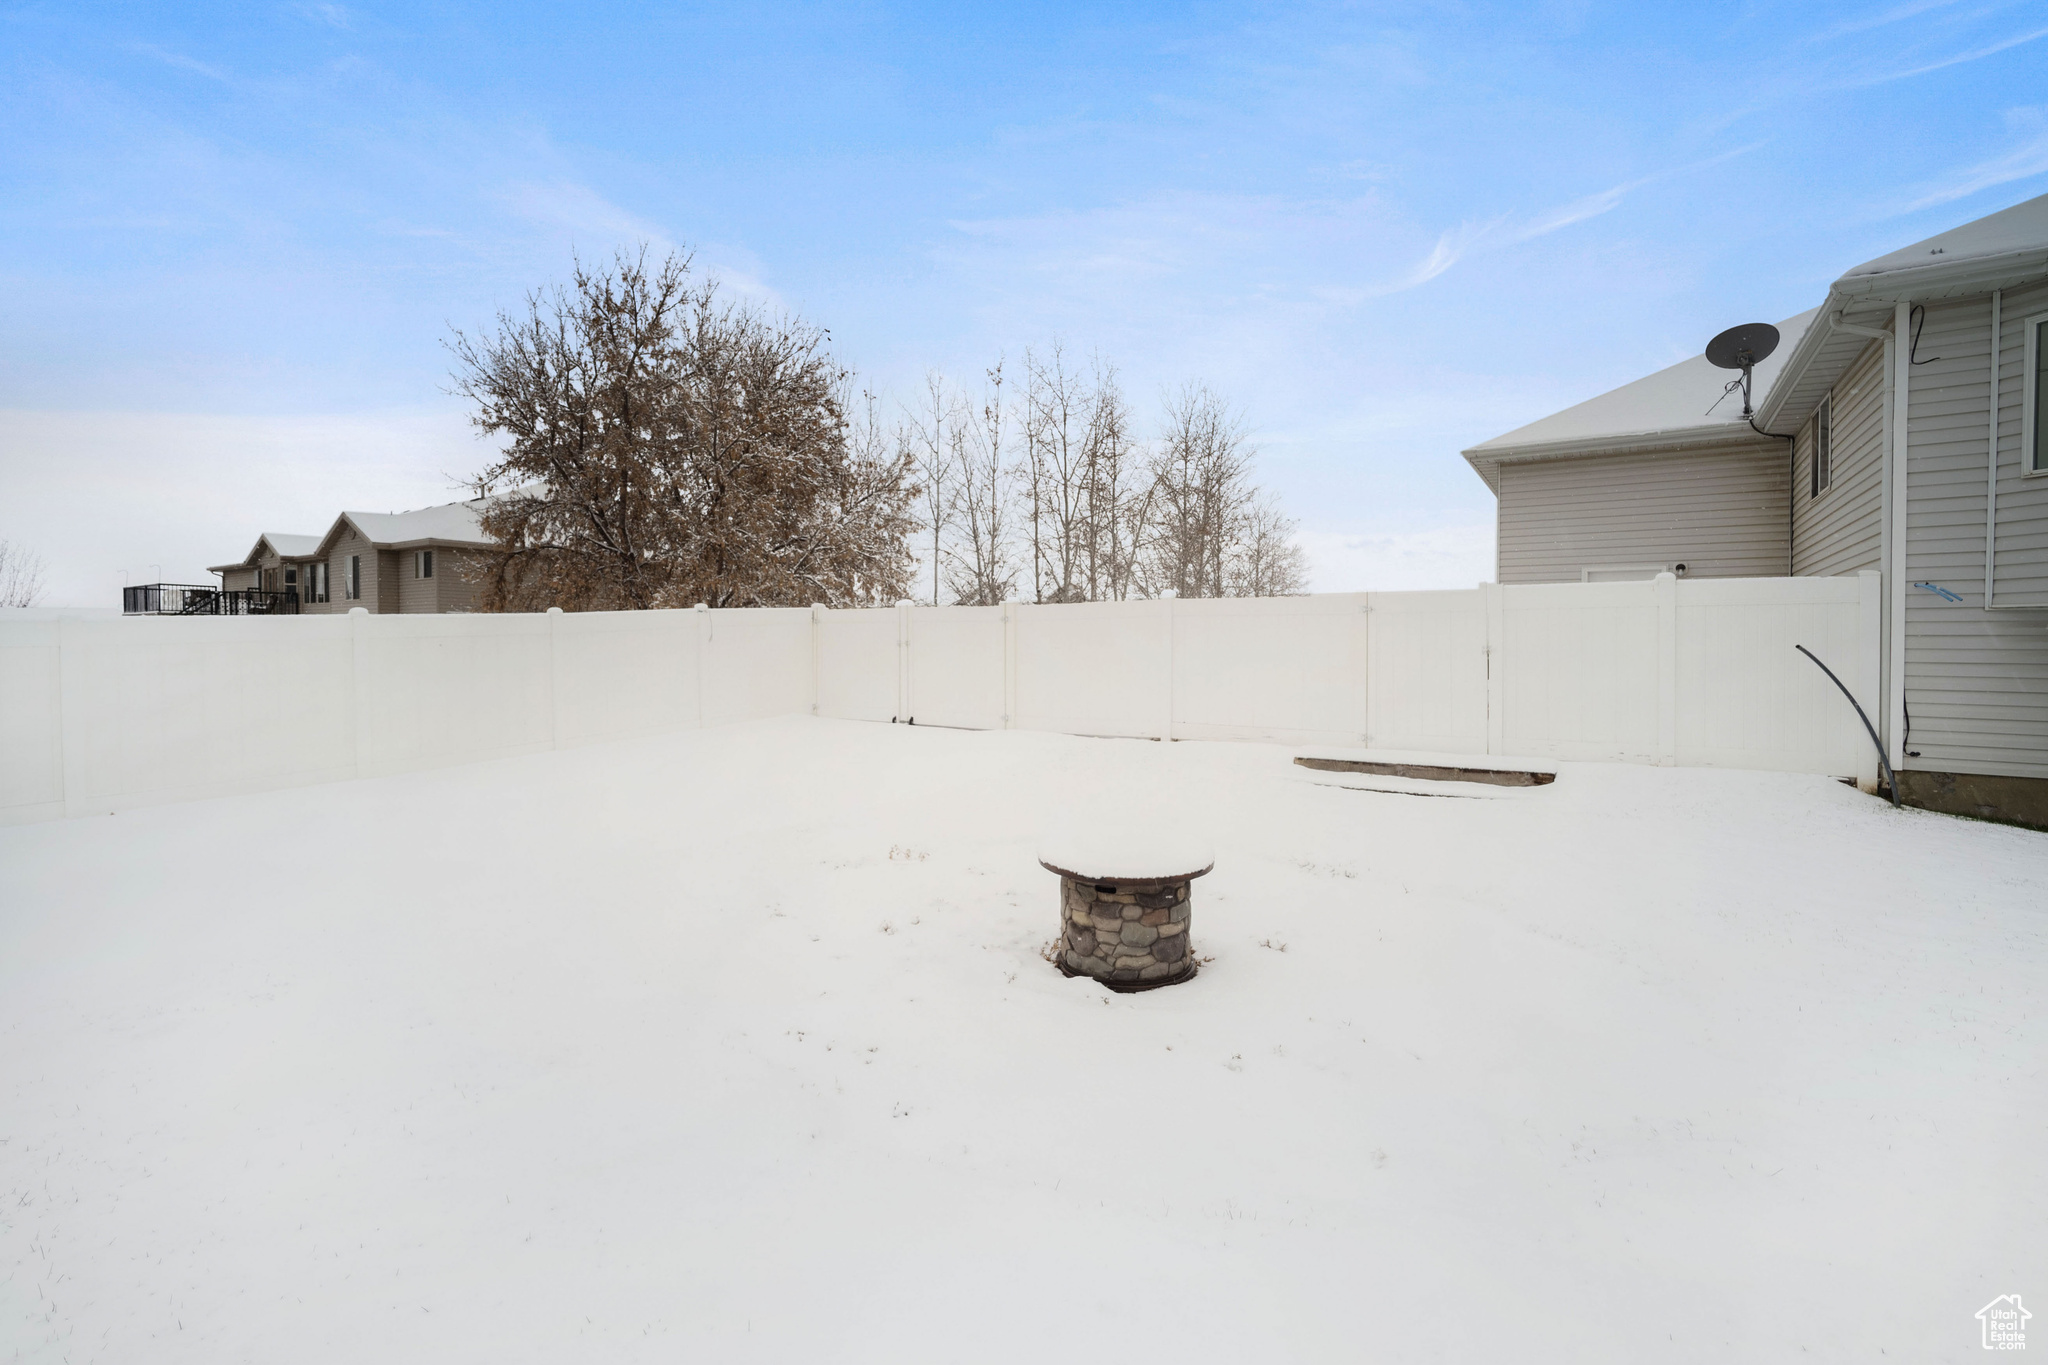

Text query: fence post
(1358, 596), (1373, 747)
(694, 602), (709, 728)
(1002, 600), (1018, 729)
(1483, 583), (1505, 756)
(1655, 571), (1678, 765)
(809, 604), (825, 717)
(545, 606), (563, 749)
(349, 606), (370, 778)
(56, 616), (83, 819)
(895, 599), (914, 722)
(1857, 570), (1883, 792)
(1161, 591), (1177, 742)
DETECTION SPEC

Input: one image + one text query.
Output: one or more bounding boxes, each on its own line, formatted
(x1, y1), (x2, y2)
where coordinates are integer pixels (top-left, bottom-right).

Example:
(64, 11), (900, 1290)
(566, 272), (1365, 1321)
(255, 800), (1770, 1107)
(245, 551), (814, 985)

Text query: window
(2030, 314), (2048, 475)
(283, 566), (298, 599)
(306, 562), (328, 603)
(415, 549), (435, 579)
(346, 554), (361, 601)
(1810, 392), (1833, 497)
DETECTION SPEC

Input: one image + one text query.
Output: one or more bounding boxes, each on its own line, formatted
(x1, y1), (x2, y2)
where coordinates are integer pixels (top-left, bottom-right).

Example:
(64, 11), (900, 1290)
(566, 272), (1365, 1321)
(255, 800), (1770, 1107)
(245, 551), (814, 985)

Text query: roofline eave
(1756, 250), (2048, 433)
(1464, 420), (1780, 467)
(1833, 246), (2048, 302)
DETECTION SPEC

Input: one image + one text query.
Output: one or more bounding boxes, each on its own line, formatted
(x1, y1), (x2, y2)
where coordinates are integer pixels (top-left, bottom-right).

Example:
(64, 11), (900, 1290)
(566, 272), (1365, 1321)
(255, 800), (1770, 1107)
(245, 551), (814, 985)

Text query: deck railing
(121, 585), (300, 616)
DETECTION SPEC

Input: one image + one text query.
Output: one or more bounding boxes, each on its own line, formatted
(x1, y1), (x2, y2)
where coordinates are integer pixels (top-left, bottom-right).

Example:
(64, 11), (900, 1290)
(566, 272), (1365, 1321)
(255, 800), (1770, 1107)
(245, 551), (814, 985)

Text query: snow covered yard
(1, 718), (2041, 1363)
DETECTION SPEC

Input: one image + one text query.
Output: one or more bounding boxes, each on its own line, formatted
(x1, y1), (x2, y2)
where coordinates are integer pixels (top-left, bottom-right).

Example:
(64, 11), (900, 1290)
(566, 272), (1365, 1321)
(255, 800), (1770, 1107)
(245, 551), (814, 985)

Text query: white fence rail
(0, 573), (1881, 825)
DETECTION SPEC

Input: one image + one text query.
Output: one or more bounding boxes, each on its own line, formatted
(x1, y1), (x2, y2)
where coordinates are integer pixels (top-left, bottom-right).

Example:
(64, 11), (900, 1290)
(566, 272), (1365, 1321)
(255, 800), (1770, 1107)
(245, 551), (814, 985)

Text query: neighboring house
(206, 495), (499, 614)
(1463, 192), (2048, 828)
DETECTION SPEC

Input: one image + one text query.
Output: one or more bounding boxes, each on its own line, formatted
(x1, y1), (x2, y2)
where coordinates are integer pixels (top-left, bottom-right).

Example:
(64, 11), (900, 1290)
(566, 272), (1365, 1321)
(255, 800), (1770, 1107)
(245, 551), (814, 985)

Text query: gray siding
(1791, 340), (1885, 576)
(1901, 284), (2048, 781)
(327, 528), (384, 612)
(376, 550), (401, 614)
(1496, 444), (1790, 584)
(399, 549), (438, 613)
(438, 550), (483, 613)
(1992, 278), (2048, 606)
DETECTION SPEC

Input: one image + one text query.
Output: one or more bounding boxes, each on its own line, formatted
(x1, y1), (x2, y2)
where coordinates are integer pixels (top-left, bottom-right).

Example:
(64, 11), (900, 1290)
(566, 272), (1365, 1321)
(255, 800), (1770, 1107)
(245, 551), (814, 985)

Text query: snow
(1842, 189), (2048, 280)
(2, 717), (2042, 1362)
(257, 532), (324, 559)
(338, 497), (495, 549)
(1038, 812), (1214, 882)
(1466, 309), (1817, 459)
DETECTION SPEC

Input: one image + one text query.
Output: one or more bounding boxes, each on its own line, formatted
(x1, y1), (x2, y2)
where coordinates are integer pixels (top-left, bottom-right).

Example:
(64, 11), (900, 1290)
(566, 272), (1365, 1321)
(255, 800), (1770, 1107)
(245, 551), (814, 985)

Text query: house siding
(1900, 284), (2048, 782)
(1792, 339), (1886, 576)
(377, 551), (402, 614)
(399, 550), (440, 613)
(1496, 444), (1790, 584)
(1991, 278), (2048, 607)
(327, 528), (385, 613)
(437, 550), (483, 613)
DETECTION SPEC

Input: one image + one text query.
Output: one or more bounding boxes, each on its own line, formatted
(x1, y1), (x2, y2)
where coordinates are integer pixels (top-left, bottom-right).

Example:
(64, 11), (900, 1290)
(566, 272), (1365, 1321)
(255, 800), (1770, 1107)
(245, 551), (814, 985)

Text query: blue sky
(5, 0), (2048, 604)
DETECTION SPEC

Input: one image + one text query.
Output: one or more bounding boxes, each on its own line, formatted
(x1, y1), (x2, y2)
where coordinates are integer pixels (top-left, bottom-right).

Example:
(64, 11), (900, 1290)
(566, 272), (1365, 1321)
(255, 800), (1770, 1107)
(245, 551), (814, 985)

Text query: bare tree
(450, 247), (916, 611)
(876, 344), (1300, 607)
(904, 370), (958, 606)
(0, 538), (47, 608)
(1145, 382), (1253, 598)
(1024, 342), (1094, 602)
(1226, 494), (1311, 597)
(1080, 361), (1149, 600)
(943, 360), (1019, 606)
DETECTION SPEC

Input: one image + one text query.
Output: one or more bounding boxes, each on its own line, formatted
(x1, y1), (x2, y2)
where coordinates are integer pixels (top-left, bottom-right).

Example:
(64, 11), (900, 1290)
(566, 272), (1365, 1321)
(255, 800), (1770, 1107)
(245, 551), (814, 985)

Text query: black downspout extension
(1795, 644), (1901, 808)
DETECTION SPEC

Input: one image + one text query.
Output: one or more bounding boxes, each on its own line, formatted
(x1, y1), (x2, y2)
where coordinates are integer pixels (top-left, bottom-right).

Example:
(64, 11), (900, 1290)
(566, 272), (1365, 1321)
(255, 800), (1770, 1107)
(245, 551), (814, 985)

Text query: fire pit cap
(1037, 824), (1214, 885)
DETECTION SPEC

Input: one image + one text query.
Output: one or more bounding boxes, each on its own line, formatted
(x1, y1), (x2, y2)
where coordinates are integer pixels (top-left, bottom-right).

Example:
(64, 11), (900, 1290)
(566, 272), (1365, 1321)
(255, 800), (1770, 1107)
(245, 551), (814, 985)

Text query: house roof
(1757, 190), (2048, 435)
(1465, 191), (2048, 479)
(325, 496), (498, 553)
(1841, 191), (2048, 282)
(1461, 309), (1816, 491)
(311, 486), (553, 558)
(207, 531), (324, 572)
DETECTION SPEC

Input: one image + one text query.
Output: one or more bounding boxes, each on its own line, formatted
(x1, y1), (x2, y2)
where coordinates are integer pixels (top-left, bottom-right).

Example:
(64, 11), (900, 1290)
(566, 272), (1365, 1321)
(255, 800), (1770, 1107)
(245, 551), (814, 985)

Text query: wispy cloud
(1904, 106), (2048, 209)
(292, 3), (354, 29)
(1835, 21), (2048, 89)
(1374, 141), (1765, 298)
(1801, 0), (1965, 44)
(502, 180), (680, 256)
(498, 181), (787, 308)
(127, 43), (231, 83)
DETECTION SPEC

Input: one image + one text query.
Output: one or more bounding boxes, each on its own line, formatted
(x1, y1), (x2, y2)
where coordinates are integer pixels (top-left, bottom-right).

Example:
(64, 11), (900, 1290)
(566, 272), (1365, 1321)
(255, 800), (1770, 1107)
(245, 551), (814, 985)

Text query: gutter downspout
(1888, 298), (1912, 778)
(1831, 310), (1903, 778)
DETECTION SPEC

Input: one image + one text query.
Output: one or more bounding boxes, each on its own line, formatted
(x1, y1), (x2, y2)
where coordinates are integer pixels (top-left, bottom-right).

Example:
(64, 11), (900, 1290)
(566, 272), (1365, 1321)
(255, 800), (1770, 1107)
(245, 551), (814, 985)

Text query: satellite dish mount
(1705, 322), (1781, 420)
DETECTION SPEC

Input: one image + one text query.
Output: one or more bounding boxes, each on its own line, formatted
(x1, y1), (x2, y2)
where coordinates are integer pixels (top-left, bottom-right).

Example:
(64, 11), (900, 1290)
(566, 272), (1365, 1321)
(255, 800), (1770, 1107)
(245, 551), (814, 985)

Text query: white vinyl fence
(0, 572), (1881, 825)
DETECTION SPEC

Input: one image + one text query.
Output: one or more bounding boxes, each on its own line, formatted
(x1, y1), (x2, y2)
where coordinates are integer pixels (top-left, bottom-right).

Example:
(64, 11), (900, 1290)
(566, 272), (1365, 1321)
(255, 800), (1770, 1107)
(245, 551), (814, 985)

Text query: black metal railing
(122, 585), (301, 616)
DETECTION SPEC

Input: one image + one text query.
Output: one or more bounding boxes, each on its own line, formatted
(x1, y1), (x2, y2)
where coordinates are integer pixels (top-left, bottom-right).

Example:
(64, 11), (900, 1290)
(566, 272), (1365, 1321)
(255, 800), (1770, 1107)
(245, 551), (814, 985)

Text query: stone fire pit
(1040, 831), (1213, 992)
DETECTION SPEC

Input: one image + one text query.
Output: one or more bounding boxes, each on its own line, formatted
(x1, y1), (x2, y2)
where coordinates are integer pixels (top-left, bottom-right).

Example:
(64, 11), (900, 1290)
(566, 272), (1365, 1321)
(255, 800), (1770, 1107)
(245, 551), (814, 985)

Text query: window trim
(1810, 390), (1833, 497)
(2025, 311), (2048, 478)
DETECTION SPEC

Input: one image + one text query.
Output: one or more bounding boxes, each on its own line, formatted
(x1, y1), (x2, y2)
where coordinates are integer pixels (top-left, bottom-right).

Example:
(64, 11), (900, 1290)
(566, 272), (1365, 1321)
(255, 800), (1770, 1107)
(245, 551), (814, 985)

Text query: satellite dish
(1705, 322), (1780, 370)
(1704, 322), (1780, 421)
